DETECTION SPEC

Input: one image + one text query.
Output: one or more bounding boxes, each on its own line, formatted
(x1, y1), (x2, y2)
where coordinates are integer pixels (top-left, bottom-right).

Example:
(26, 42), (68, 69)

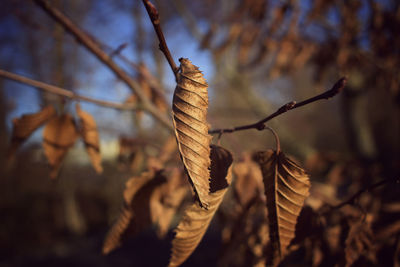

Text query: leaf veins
(254, 149), (310, 266)
(172, 58), (212, 209)
(169, 145), (233, 267)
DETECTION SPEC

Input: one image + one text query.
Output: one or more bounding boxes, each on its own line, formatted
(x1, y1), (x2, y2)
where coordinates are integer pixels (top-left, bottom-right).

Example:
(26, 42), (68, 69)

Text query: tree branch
(209, 77), (347, 134)
(322, 179), (389, 215)
(142, 0), (179, 81)
(0, 69), (139, 110)
(33, 0), (173, 131)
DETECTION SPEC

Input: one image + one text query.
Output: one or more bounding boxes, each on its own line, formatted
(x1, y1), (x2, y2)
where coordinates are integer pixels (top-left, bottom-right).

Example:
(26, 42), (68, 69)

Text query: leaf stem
(322, 179), (389, 215)
(264, 126), (281, 153)
(209, 77), (347, 134)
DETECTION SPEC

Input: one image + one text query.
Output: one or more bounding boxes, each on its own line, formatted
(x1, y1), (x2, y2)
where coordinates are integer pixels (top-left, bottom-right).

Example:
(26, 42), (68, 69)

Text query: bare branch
(33, 0), (173, 131)
(322, 179), (388, 215)
(142, 0), (179, 81)
(209, 77), (347, 134)
(0, 69), (138, 110)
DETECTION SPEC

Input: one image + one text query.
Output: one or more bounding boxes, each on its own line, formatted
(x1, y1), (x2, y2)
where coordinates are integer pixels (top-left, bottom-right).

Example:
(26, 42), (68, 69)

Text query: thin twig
(322, 179), (389, 215)
(209, 77), (347, 134)
(142, 0), (179, 81)
(0, 69), (139, 110)
(33, 0), (173, 131)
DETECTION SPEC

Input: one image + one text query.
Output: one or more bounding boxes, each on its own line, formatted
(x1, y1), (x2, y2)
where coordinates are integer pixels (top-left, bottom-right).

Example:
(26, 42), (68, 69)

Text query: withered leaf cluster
(198, 0), (400, 101)
(102, 168), (188, 254)
(8, 104), (103, 178)
(103, 58), (314, 267)
(4, 0), (399, 266)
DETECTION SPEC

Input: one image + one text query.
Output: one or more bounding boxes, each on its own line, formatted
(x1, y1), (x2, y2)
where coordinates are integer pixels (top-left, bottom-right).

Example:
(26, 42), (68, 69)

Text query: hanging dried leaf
(147, 135), (178, 171)
(8, 105), (56, 158)
(233, 152), (264, 207)
(43, 114), (78, 179)
(159, 135), (178, 164)
(254, 149), (310, 266)
(150, 168), (188, 238)
(102, 206), (133, 255)
(75, 104), (102, 173)
(126, 64), (168, 125)
(172, 58), (212, 209)
(345, 217), (377, 267)
(169, 145), (233, 267)
(102, 170), (167, 255)
(117, 137), (146, 172)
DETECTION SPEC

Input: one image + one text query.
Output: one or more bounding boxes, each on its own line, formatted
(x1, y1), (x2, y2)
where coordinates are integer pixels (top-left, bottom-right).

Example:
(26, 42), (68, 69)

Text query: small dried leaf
(147, 135), (179, 171)
(102, 171), (166, 254)
(127, 64), (168, 124)
(169, 145), (233, 267)
(75, 104), (102, 173)
(102, 206), (133, 255)
(254, 149), (310, 266)
(345, 218), (377, 267)
(151, 168), (188, 238)
(8, 105), (56, 158)
(159, 135), (178, 165)
(172, 58), (212, 208)
(43, 114), (78, 179)
(233, 153), (264, 207)
(117, 137), (145, 171)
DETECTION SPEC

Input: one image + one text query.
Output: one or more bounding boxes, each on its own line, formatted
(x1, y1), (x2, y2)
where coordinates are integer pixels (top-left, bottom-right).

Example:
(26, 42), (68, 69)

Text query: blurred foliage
(0, 0), (399, 266)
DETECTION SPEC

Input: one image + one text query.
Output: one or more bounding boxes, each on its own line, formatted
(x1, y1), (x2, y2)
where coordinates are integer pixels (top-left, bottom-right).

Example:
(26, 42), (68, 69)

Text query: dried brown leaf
(126, 64), (168, 124)
(75, 104), (102, 173)
(102, 207), (133, 255)
(102, 170), (167, 254)
(147, 135), (179, 171)
(117, 137), (145, 172)
(151, 168), (188, 238)
(254, 149), (310, 266)
(8, 105), (56, 158)
(172, 58), (212, 209)
(344, 217), (377, 267)
(159, 135), (178, 165)
(169, 145), (233, 267)
(42, 114), (78, 179)
(233, 153), (264, 207)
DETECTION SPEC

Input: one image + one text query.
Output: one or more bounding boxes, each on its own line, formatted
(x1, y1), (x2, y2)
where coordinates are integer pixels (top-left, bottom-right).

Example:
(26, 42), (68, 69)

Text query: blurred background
(0, 0), (399, 266)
